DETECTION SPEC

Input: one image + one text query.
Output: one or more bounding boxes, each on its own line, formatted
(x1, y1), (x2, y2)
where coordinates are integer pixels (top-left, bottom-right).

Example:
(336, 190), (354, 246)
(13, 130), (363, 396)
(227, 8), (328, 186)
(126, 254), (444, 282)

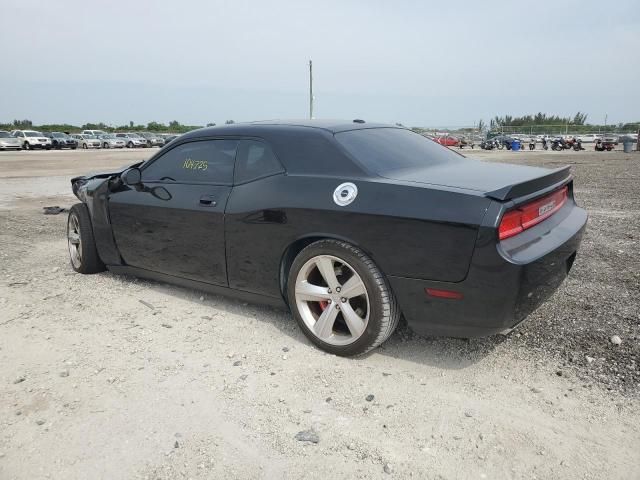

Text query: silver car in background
(98, 134), (126, 149)
(138, 132), (165, 147)
(0, 130), (23, 151)
(115, 132), (148, 148)
(72, 134), (101, 149)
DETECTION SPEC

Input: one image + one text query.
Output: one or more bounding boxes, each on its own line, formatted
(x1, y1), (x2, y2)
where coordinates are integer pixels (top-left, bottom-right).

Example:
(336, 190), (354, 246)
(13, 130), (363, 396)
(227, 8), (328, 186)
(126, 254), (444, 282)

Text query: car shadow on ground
(117, 273), (504, 371)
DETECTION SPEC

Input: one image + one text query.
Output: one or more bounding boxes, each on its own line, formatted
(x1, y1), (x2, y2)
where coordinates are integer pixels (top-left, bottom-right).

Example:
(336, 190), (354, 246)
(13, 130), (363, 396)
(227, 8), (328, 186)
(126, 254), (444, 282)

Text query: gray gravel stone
(365, 394), (375, 402)
(610, 335), (622, 346)
(383, 463), (393, 474)
(294, 429), (319, 444)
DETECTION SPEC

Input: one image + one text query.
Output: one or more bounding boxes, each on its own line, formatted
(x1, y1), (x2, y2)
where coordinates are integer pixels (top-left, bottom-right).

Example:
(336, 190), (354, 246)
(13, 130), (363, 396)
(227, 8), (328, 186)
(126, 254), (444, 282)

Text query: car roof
(180, 119), (399, 141)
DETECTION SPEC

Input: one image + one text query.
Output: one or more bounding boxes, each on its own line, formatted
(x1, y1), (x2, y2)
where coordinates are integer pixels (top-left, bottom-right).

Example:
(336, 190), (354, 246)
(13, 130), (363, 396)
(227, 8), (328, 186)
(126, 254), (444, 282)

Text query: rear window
(335, 128), (464, 175)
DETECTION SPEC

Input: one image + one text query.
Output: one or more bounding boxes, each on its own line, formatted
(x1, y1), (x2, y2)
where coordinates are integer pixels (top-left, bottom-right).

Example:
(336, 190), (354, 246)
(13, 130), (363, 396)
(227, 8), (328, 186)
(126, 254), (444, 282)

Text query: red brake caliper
(319, 300), (328, 311)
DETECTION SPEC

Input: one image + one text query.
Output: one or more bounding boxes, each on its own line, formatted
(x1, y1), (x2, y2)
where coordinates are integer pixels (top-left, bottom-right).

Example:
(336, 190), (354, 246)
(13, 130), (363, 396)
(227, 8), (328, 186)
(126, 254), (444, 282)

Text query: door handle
(199, 195), (217, 207)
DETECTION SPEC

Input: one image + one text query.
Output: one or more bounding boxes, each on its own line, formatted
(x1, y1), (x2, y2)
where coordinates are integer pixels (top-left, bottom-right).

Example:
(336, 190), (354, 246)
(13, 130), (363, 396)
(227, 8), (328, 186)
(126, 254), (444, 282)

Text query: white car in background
(11, 130), (52, 150)
(0, 130), (23, 150)
(577, 134), (601, 143)
(82, 129), (107, 137)
(72, 134), (102, 149)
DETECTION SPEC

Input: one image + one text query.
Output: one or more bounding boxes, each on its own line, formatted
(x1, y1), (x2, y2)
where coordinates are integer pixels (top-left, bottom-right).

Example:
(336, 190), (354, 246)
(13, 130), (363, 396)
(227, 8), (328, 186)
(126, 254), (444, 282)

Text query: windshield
(0, 132), (11, 138)
(85, 135), (97, 139)
(52, 132), (67, 138)
(25, 131), (42, 137)
(335, 128), (464, 176)
(129, 133), (142, 138)
(101, 134), (115, 139)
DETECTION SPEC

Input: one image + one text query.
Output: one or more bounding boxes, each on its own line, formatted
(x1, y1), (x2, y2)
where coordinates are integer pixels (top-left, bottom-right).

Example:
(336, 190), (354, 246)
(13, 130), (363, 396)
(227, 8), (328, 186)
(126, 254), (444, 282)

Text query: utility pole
(309, 60), (314, 119)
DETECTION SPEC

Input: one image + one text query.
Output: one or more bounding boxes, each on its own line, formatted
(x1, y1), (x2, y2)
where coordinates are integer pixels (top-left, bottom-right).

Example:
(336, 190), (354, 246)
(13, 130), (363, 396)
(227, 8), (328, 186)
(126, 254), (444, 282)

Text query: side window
(234, 140), (284, 184)
(142, 139), (239, 184)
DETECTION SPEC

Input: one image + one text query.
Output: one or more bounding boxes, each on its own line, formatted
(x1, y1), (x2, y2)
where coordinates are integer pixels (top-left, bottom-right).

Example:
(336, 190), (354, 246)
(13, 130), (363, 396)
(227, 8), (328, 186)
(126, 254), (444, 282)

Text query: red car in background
(433, 135), (460, 147)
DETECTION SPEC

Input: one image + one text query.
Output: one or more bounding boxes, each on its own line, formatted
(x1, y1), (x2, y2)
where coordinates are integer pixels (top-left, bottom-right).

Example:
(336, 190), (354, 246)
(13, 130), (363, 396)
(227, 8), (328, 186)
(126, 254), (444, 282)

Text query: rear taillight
(498, 186), (568, 240)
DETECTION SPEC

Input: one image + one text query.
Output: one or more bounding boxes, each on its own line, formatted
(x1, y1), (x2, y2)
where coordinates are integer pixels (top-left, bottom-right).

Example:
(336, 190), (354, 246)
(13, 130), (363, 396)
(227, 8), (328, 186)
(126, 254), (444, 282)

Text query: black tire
(127, 141), (133, 148)
(67, 203), (105, 274)
(103, 142), (109, 149)
(287, 239), (400, 356)
(24, 142), (31, 150)
(82, 143), (88, 149)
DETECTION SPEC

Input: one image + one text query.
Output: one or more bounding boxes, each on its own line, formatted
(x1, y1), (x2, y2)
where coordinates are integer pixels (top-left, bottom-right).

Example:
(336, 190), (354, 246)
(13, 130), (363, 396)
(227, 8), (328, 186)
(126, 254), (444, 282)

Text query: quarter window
(142, 139), (239, 184)
(234, 140), (284, 184)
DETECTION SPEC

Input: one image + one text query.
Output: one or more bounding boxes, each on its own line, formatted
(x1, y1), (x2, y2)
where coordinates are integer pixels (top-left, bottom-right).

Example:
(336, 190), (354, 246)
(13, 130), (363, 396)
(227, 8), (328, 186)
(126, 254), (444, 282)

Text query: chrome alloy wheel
(294, 255), (370, 346)
(67, 213), (82, 269)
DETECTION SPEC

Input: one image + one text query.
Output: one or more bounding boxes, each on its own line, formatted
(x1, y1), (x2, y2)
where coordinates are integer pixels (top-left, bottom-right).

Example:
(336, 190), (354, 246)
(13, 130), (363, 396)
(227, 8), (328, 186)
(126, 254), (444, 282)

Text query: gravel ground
(0, 147), (639, 479)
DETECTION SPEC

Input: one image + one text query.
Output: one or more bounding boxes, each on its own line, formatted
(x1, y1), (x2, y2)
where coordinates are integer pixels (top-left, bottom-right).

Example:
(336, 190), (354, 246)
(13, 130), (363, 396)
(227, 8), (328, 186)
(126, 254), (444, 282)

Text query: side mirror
(122, 168), (142, 186)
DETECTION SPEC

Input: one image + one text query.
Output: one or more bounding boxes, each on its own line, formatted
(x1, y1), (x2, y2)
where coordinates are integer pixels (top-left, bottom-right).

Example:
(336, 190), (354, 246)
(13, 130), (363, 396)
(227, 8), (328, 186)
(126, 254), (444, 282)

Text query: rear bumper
(389, 201), (587, 338)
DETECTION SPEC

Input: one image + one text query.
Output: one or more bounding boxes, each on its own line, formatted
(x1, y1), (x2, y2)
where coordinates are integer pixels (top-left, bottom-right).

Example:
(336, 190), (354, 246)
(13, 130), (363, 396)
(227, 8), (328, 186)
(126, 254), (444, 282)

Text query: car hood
(381, 159), (571, 201)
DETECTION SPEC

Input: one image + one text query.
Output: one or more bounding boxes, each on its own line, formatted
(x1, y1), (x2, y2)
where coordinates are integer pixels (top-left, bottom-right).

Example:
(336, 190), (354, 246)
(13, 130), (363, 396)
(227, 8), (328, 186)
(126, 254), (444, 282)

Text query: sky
(1, 0), (639, 127)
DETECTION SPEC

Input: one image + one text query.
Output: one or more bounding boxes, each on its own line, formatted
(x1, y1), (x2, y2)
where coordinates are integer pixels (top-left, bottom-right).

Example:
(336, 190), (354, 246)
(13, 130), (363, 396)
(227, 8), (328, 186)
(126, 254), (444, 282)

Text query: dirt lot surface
(1, 147), (639, 479)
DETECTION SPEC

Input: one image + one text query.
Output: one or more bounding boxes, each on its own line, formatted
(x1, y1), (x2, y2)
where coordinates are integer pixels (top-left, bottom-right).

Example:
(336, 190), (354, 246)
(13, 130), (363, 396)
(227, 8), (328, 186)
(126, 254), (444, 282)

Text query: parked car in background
(601, 133), (619, 145)
(138, 132), (165, 147)
(82, 129), (107, 137)
(72, 134), (101, 149)
(577, 134), (601, 143)
(0, 130), (23, 150)
(11, 130), (52, 150)
(44, 132), (78, 149)
(433, 135), (459, 147)
(619, 133), (638, 143)
(160, 134), (180, 145)
(98, 134), (126, 149)
(115, 133), (148, 148)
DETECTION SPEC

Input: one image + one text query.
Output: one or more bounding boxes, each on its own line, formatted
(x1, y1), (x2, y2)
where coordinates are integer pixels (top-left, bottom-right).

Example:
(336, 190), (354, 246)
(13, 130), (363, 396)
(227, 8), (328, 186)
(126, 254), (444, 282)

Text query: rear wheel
(103, 142), (109, 149)
(127, 141), (134, 148)
(67, 203), (105, 274)
(287, 240), (400, 356)
(24, 142), (31, 150)
(82, 143), (88, 149)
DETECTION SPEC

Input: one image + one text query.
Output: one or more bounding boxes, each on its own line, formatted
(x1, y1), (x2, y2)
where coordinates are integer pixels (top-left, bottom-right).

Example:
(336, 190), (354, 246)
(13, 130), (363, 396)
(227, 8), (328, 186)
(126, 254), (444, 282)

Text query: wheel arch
(278, 233), (377, 305)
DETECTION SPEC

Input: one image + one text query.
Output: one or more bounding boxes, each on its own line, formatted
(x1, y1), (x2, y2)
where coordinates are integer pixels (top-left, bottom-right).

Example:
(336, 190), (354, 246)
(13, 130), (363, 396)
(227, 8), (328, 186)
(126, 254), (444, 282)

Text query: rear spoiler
(484, 165), (572, 201)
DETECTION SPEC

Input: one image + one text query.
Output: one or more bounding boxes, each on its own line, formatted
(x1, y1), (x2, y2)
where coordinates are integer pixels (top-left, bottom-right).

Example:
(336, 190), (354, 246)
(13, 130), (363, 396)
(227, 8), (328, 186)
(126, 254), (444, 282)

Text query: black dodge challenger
(68, 120), (587, 356)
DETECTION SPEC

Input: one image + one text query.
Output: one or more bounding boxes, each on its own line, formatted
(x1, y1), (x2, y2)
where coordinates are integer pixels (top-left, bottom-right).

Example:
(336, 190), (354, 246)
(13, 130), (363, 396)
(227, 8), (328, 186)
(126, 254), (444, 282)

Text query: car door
(108, 138), (239, 286)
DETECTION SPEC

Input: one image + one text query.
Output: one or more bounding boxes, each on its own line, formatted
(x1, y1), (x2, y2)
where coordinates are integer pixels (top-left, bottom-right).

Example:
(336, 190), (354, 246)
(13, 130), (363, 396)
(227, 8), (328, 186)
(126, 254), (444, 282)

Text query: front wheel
(67, 204), (106, 274)
(82, 143), (88, 149)
(103, 142), (109, 149)
(287, 240), (400, 356)
(127, 141), (134, 148)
